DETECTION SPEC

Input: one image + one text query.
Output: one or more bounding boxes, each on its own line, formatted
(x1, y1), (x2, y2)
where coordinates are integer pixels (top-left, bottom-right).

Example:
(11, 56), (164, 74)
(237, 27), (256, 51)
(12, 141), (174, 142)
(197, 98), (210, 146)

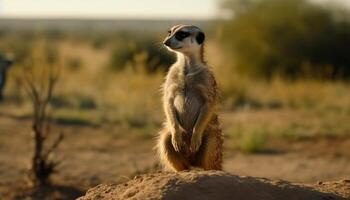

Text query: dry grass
(2, 39), (350, 148)
(1, 35), (350, 200)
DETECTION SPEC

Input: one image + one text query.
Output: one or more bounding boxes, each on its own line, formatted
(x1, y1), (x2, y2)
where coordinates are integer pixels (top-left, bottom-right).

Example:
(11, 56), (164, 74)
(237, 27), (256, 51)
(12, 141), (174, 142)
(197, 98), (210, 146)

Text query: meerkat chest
(172, 72), (207, 131)
(173, 80), (204, 110)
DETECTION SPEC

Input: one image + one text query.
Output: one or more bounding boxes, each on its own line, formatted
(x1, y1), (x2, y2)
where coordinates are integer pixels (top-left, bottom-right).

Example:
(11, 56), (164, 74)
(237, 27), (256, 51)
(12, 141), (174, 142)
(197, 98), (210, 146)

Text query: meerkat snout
(163, 39), (171, 47)
(163, 25), (205, 55)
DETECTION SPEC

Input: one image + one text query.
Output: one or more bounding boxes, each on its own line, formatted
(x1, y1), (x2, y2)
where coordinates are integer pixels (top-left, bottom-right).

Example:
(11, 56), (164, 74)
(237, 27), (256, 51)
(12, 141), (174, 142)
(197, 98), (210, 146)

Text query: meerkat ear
(196, 31), (205, 45)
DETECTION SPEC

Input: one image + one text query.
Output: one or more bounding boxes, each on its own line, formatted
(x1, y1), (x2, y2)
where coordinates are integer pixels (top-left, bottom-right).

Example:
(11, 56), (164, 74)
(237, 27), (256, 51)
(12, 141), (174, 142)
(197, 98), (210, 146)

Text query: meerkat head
(163, 25), (205, 57)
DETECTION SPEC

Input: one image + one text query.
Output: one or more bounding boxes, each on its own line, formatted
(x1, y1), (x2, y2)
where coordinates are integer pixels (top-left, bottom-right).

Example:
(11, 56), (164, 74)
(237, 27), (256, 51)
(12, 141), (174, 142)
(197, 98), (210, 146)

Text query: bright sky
(0, 0), (348, 19)
(0, 0), (218, 19)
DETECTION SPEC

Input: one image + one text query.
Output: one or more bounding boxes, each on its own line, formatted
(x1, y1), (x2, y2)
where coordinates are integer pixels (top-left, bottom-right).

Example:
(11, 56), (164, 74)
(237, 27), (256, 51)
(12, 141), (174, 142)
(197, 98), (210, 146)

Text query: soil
(78, 171), (350, 200)
(0, 113), (350, 199)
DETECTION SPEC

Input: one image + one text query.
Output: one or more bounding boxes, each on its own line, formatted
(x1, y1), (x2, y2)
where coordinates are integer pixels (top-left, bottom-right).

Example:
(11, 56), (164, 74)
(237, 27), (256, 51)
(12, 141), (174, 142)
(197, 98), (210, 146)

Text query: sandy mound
(78, 171), (349, 200)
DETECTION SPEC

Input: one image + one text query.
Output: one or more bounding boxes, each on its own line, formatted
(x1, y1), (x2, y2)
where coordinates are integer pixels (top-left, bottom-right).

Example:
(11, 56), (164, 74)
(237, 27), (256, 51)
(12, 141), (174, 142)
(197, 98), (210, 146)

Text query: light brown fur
(157, 25), (223, 172)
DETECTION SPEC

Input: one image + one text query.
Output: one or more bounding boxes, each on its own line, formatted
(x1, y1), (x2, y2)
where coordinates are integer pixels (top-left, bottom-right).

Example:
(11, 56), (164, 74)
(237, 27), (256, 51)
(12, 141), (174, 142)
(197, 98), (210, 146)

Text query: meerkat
(157, 25), (223, 172)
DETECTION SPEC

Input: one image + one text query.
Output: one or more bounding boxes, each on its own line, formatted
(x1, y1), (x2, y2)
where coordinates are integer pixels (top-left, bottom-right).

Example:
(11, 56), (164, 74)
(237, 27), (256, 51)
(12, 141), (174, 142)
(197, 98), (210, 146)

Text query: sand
(78, 170), (350, 200)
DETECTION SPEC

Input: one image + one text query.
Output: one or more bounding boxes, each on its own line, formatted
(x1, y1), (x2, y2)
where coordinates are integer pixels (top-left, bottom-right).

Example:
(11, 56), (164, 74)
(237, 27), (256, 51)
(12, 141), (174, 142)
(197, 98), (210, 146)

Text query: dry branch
(21, 46), (63, 187)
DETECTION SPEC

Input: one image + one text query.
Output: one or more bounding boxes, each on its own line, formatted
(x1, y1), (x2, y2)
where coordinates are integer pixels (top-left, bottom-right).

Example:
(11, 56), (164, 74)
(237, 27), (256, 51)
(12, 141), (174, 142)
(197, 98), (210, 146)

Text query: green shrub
(107, 34), (174, 72)
(240, 129), (267, 153)
(227, 127), (268, 153)
(220, 0), (350, 80)
(66, 57), (83, 71)
(77, 95), (97, 110)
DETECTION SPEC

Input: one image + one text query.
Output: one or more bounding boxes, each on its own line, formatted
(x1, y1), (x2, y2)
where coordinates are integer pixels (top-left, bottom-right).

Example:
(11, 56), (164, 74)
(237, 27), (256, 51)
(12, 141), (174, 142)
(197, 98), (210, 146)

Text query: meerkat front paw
(190, 132), (203, 153)
(171, 132), (185, 153)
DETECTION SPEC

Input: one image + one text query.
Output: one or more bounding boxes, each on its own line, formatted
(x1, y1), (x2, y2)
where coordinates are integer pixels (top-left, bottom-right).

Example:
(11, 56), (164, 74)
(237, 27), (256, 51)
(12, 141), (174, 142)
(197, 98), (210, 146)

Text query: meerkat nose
(163, 40), (171, 47)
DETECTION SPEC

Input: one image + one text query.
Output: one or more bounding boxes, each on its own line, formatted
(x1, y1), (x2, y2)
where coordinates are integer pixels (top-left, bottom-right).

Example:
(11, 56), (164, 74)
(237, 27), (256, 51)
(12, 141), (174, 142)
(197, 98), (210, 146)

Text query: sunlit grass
(227, 127), (268, 153)
(1, 39), (349, 151)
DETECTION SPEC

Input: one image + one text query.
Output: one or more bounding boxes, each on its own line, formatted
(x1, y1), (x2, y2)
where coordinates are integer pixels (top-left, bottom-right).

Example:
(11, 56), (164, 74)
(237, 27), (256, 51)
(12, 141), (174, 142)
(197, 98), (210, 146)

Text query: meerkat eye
(175, 31), (190, 41)
(167, 30), (171, 35)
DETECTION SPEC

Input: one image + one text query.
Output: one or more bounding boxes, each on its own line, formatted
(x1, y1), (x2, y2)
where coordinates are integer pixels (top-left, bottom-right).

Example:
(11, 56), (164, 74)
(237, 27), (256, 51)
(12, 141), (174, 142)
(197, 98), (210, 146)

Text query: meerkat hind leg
(159, 130), (190, 172)
(194, 132), (222, 170)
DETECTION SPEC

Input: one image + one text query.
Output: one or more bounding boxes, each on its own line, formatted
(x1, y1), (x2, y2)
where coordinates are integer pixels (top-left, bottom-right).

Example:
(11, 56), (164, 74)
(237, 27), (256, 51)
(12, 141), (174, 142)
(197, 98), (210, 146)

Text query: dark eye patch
(175, 31), (190, 41)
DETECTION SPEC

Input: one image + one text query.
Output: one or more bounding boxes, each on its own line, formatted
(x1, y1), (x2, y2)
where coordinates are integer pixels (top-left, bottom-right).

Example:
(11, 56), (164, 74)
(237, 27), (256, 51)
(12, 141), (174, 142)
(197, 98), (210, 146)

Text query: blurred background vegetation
(0, 0), (350, 198)
(220, 0), (350, 80)
(0, 0), (348, 151)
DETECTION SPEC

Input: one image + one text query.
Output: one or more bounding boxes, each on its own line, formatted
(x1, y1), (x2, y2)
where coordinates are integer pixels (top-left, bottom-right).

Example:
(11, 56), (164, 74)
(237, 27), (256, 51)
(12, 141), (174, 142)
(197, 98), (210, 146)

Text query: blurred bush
(219, 0), (350, 80)
(107, 32), (175, 72)
(66, 57), (83, 71)
(227, 126), (268, 153)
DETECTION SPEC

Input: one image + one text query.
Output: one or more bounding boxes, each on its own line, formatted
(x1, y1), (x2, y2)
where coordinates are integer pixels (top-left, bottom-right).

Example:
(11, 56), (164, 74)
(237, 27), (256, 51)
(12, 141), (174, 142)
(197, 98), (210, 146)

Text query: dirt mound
(78, 171), (350, 200)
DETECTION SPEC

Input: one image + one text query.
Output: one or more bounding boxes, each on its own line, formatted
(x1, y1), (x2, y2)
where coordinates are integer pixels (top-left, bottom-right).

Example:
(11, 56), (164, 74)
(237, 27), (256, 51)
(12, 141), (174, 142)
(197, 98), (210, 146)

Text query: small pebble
(134, 175), (141, 180)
